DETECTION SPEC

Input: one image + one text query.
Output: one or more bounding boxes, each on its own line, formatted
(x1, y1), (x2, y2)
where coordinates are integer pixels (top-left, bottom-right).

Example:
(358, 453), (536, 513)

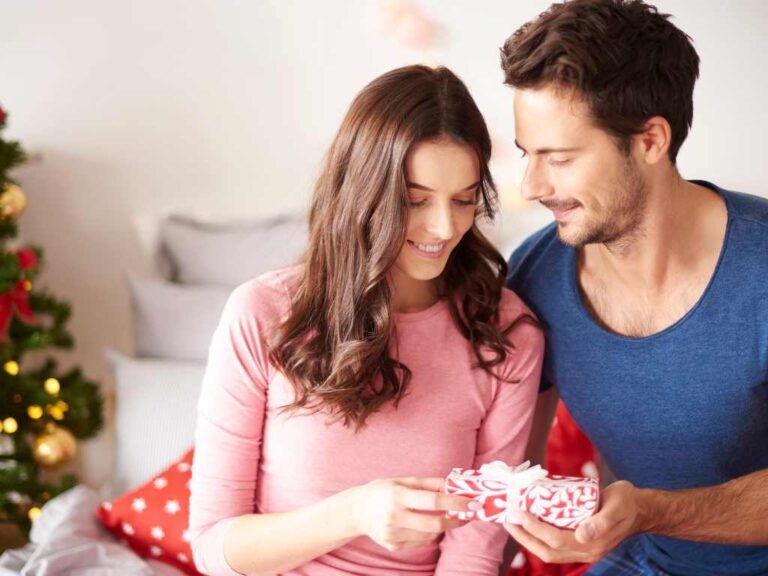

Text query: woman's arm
(221, 477), (469, 576)
(434, 316), (545, 575)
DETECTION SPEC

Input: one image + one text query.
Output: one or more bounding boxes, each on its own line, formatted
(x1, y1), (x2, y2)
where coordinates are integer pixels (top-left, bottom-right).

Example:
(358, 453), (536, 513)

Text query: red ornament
(17, 247), (38, 272)
(0, 105), (6, 125)
(0, 280), (37, 342)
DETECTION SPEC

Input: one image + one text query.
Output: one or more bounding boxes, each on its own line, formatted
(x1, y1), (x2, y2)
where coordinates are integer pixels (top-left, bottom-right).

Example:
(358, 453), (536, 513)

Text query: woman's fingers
(396, 508), (456, 533)
(394, 481), (472, 513)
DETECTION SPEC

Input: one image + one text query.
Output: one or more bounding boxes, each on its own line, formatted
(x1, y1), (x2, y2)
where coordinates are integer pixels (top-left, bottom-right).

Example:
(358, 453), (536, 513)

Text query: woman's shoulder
(222, 265), (302, 323)
(495, 288), (545, 381)
(499, 286), (539, 323)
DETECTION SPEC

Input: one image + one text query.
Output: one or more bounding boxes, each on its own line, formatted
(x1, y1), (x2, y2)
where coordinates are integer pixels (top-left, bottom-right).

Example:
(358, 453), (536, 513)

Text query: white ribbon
(478, 460), (549, 521)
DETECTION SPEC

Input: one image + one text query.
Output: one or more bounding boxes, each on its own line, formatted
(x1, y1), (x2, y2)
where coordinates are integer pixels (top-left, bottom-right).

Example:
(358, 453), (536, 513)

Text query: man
(501, 0), (768, 574)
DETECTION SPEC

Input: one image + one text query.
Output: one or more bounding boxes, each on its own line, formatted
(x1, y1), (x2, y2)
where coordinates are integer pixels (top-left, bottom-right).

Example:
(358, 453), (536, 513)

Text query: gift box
(444, 461), (599, 529)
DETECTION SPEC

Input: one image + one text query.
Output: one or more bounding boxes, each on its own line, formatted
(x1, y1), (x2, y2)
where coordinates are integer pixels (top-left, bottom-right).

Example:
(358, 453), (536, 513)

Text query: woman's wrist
(330, 484), (365, 541)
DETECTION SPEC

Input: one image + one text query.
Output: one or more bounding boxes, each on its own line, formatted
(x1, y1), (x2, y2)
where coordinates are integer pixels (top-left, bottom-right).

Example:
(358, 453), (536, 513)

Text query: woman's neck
(389, 271), (440, 313)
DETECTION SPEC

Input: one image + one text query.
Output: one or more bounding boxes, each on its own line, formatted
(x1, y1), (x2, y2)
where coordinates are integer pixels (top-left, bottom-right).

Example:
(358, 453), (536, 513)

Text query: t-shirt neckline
(566, 180), (732, 343)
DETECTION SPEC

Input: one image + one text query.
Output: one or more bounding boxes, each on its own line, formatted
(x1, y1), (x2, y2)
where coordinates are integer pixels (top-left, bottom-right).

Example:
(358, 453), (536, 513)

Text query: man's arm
(505, 469), (768, 565)
(635, 468), (768, 544)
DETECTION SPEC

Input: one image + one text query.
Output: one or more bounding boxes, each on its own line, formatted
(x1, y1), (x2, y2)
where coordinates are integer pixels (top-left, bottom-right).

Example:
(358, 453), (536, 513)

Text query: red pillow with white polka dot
(96, 447), (201, 575)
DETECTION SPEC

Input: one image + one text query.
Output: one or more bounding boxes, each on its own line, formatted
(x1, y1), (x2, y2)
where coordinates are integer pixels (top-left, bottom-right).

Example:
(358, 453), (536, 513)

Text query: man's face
(513, 85), (647, 248)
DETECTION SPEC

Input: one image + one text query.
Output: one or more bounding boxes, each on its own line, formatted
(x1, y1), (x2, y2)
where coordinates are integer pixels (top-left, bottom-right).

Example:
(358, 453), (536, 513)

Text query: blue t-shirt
(506, 182), (768, 576)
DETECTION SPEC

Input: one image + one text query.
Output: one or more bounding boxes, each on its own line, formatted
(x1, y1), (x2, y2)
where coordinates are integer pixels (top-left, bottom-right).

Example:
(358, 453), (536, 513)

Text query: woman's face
(389, 137), (480, 306)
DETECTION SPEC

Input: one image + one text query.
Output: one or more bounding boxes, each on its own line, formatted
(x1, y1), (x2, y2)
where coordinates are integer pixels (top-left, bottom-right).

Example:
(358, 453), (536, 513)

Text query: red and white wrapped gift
(444, 460), (599, 529)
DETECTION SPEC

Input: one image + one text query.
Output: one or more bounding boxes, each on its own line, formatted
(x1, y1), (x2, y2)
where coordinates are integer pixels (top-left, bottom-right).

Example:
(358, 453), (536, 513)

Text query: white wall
(1, 0), (766, 487)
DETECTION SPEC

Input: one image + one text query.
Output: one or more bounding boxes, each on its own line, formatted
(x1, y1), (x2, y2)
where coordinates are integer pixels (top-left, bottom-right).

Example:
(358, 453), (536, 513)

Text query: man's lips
(541, 201), (581, 220)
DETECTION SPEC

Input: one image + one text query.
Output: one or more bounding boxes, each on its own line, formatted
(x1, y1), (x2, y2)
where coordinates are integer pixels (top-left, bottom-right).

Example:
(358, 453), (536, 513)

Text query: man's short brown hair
(501, 0), (699, 163)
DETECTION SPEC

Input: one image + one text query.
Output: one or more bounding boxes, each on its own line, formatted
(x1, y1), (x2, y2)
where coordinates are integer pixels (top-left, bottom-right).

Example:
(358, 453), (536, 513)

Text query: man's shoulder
(719, 186), (768, 228)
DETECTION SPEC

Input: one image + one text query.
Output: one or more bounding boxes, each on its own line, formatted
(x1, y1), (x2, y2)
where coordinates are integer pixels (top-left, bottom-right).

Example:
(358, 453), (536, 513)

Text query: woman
(189, 65), (544, 576)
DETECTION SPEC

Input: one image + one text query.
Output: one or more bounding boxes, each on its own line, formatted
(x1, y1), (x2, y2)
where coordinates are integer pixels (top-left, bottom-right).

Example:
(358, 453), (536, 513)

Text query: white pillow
(129, 277), (230, 361)
(159, 213), (308, 287)
(105, 351), (205, 495)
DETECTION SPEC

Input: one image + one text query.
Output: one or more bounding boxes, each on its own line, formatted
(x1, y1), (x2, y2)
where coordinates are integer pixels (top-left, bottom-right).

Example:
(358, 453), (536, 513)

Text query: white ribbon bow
(478, 460), (549, 521)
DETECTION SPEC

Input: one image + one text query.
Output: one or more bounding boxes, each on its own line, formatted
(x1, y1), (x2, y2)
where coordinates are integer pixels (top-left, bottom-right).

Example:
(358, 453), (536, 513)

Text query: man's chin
(556, 222), (583, 248)
(556, 223), (606, 249)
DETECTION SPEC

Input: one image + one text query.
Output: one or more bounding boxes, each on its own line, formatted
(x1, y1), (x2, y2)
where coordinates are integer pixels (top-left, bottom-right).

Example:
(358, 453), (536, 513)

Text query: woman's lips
(408, 240), (447, 259)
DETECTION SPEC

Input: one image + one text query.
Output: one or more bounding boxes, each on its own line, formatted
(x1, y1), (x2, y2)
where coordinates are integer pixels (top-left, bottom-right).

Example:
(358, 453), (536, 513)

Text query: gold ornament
(0, 183), (27, 220)
(27, 405), (43, 419)
(46, 404), (64, 420)
(28, 507), (42, 521)
(4, 361), (19, 376)
(1, 417), (18, 434)
(44, 378), (61, 395)
(32, 424), (77, 469)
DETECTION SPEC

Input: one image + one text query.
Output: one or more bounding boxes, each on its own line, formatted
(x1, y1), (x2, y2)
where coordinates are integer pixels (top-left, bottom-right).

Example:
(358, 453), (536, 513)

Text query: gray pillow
(128, 277), (230, 361)
(105, 351), (205, 495)
(159, 213), (308, 287)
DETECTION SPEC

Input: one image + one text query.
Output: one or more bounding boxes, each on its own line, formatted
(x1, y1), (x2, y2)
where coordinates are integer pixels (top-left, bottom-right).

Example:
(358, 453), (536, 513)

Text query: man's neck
(580, 175), (725, 294)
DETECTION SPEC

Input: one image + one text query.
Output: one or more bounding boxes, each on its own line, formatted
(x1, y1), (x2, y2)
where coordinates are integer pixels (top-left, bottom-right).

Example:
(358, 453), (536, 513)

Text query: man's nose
(520, 162), (554, 201)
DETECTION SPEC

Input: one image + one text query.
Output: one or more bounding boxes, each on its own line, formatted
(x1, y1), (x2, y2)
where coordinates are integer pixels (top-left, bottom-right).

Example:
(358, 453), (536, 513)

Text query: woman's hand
(348, 477), (473, 552)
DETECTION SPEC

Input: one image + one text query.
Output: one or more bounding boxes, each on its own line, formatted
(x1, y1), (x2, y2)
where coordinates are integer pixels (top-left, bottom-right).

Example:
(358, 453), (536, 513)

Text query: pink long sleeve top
(189, 267), (544, 576)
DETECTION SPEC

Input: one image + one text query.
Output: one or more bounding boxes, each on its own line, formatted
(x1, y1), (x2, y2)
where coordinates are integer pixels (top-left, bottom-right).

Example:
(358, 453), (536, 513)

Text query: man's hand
(504, 480), (642, 564)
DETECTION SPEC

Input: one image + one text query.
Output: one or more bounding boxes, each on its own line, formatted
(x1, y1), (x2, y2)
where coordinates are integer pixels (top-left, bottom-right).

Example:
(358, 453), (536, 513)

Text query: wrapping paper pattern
(445, 461), (599, 529)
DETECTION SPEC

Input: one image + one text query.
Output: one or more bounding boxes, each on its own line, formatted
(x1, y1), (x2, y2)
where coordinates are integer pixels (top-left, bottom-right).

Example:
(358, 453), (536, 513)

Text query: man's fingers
(506, 522), (593, 564)
(505, 522), (553, 558)
(574, 485), (627, 543)
(575, 517), (600, 544)
(519, 511), (577, 551)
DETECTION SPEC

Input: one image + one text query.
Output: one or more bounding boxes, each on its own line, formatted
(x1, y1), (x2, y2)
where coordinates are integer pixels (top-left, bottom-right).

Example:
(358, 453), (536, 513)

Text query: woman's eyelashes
(407, 194), (478, 208)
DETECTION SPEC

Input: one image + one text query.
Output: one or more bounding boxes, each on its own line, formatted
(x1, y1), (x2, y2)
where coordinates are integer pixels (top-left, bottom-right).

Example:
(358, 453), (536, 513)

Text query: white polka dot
(131, 497), (147, 512)
(182, 529), (191, 543)
(153, 477), (168, 489)
(177, 553), (189, 563)
(151, 526), (165, 540)
(164, 499), (181, 515)
(121, 522), (135, 536)
(101, 501), (112, 511)
(150, 545), (163, 557)
(581, 461), (599, 478)
(511, 551), (527, 568)
(176, 462), (191, 473)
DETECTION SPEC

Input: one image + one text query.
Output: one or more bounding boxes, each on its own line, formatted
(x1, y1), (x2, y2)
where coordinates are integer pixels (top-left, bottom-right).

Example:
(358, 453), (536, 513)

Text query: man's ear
(633, 116), (672, 165)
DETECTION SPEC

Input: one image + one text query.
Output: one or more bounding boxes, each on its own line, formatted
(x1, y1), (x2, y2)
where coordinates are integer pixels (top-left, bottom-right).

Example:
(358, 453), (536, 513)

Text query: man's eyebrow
(405, 180), (481, 192)
(514, 140), (581, 155)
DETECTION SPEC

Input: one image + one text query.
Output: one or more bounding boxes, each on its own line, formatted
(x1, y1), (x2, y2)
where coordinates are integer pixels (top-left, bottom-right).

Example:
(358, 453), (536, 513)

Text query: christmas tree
(0, 103), (104, 535)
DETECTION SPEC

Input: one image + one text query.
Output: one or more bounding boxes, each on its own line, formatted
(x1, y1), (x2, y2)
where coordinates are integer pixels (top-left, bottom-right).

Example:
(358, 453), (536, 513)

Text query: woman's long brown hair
(270, 65), (533, 430)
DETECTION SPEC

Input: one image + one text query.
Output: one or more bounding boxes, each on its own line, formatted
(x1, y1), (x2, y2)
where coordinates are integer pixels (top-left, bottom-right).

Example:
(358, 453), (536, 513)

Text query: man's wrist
(632, 486), (663, 535)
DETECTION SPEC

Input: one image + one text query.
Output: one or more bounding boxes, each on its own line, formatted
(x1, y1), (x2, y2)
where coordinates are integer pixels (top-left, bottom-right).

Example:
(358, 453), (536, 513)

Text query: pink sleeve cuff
(190, 517), (244, 576)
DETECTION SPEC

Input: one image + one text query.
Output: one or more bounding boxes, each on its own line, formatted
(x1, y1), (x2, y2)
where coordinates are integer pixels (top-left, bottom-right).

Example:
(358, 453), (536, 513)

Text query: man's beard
(557, 157), (647, 250)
